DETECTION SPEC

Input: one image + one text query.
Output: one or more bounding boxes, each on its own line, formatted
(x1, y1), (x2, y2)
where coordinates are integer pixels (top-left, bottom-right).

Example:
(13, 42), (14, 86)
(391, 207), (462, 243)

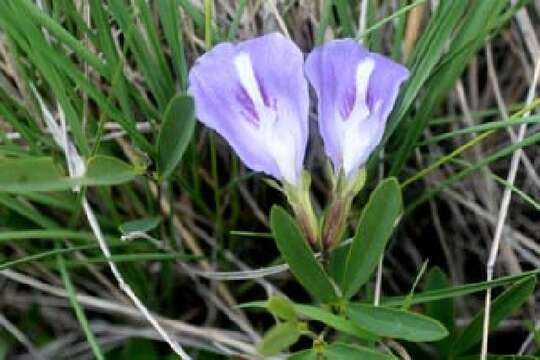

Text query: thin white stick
(81, 198), (192, 359)
(480, 58), (540, 360)
(32, 88), (191, 360)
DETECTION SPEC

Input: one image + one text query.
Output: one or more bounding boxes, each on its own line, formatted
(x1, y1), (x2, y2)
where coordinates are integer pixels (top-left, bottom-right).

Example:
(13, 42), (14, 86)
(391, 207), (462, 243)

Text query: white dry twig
(31, 87), (192, 360)
(480, 57), (540, 360)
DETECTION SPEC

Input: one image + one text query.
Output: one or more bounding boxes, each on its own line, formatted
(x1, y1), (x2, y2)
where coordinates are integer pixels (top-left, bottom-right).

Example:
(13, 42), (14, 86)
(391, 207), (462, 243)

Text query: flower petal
(305, 39), (409, 177)
(188, 33), (309, 185)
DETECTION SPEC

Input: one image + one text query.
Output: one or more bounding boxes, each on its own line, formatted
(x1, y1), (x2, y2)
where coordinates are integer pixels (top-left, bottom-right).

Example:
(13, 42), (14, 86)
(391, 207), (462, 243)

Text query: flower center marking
(233, 52), (298, 184)
(341, 58), (376, 176)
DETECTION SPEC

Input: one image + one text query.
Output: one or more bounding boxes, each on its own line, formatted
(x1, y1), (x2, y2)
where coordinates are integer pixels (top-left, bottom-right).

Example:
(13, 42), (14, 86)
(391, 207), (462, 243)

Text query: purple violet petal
(305, 38), (409, 177)
(188, 33), (308, 184)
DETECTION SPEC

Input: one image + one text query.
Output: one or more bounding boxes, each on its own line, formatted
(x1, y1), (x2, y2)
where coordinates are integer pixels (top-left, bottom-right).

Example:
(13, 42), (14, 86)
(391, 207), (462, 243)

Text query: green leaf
(288, 348), (317, 360)
(328, 241), (349, 285)
(84, 155), (142, 186)
(119, 216), (162, 235)
(425, 267), (454, 330)
(425, 267), (454, 355)
(294, 304), (377, 341)
(258, 322), (301, 357)
(0, 156), (140, 192)
(347, 303), (448, 342)
(341, 178), (402, 298)
(236, 301), (377, 341)
(267, 296), (297, 321)
(270, 206), (338, 303)
(0, 157), (68, 192)
(157, 94), (196, 180)
(452, 275), (536, 355)
(324, 343), (395, 360)
(289, 343), (395, 360)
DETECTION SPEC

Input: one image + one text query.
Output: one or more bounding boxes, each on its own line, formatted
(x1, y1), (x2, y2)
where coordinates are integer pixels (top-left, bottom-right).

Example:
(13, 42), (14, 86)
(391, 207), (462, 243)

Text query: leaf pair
(0, 94), (195, 193)
(270, 177), (402, 302)
(0, 156), (142, 192)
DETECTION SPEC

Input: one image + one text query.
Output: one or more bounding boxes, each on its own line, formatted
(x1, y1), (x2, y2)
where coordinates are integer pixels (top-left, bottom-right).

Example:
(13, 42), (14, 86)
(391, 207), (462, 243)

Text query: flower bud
(284, 172), (319, 246)
(322, 169), (366, 249)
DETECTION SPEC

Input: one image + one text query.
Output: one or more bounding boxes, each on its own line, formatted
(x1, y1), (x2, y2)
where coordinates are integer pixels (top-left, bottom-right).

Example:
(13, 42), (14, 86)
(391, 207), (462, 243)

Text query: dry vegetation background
(0, 0), (539, 359)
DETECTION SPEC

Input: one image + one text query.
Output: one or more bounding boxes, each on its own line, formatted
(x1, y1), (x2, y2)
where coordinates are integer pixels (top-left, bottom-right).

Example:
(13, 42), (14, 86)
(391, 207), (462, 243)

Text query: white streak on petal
(262, 106), (298, 185)
(351, 58), (375, 118)
(234, 53), (265, 107)
(234, 52), (299, 184)
(342, 58), (375, 176)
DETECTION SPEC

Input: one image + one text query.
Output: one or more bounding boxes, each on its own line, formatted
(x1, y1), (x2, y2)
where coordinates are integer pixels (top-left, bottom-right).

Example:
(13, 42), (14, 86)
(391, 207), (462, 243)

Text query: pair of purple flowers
(188, 32), (409, 187)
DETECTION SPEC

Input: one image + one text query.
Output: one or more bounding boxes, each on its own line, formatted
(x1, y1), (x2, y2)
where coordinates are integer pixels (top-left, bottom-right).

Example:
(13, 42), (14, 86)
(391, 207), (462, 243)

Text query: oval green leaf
(288, 349), (317, 360)
(294, 304), (377, 341)
(119, 216), (162, 235)
(347, 303), (449, 342)
(267, 296), (297, 321)
(270, 206), (338, 303)
(289, 343), (395, 360)
(258, 321), (301, 357)
(84, 155), (142, 186)
(342, 177), (402, 298)
(324, 343), (396, 360)
(157, 94), (196, 180)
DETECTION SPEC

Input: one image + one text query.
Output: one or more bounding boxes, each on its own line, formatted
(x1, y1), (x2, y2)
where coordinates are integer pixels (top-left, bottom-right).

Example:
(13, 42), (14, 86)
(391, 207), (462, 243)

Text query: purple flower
(305, 39), (409, 177)
(188, 33), (309, 185)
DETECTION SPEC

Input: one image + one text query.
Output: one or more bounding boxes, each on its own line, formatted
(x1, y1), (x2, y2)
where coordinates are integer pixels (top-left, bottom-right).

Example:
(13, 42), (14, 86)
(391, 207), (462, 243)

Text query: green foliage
(289, 343), (395, 360)
(452, 276), (536, 356)
(270, 206), (338, 303)
(294, 304), (377, 341)
(267, 296), (297, 322)
(0, 1), (537, 358)
(258, 321), (303, 357)
(388, 0), (509, 175)
(424, 267), (454, 354)
(157, 94), (196, 180)
(0, 156), (141, 192)
(119, 216), (162, 235)
(347, 303), (448, 342)
(341, 177), (402, 298)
